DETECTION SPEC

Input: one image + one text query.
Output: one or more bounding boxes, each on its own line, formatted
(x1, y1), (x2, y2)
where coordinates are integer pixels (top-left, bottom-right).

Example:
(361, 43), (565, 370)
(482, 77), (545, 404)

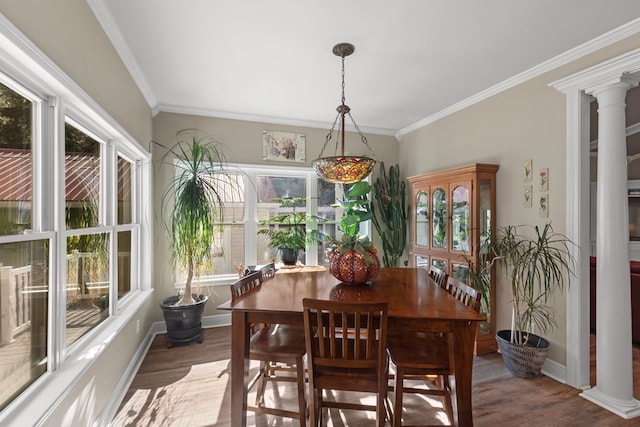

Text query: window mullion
(245, 170), (257, 266)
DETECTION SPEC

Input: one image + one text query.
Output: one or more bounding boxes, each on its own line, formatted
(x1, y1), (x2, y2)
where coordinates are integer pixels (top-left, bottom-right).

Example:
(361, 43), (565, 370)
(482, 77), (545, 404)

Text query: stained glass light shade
(312, 155), (376, 184)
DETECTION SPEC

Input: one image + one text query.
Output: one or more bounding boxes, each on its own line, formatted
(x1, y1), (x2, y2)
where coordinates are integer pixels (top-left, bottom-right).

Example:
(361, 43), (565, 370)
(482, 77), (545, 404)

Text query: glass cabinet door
(432, 187), (447, 249)
(451, 184), (470, 252)
(415, 190), (429, 247)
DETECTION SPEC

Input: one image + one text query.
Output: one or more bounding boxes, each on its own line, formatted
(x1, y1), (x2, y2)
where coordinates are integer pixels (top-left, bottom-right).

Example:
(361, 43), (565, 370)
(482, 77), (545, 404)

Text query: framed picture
(523, 185), (532, 208)
(523, 159), (532, 183)
(539, 168), (549, 192)
(262, 130), (306, 163)
(539, 195), (549, 218)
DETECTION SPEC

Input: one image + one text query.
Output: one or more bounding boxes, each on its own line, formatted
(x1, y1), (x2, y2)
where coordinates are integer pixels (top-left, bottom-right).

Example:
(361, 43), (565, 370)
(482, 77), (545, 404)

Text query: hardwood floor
(113, 327), (640, 426)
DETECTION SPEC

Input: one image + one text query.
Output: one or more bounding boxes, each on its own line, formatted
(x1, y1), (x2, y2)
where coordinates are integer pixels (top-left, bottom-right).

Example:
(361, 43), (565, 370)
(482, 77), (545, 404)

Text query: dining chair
(429, 264), (449, 291)
(387, 276), (482, 426)
(446, 276), (482, 311)
(302, 298), (389, 427)
(258, 262), (276, 282)
(229, 271), (307, 423)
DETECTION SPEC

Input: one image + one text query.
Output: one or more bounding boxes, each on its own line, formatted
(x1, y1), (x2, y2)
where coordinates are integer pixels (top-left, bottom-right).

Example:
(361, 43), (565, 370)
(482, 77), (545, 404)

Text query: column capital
(584, 74), (640, 98)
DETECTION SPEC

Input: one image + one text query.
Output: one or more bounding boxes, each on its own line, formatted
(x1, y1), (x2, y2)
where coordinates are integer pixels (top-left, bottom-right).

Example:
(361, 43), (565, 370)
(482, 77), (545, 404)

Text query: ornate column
(581, 76), (640, 418)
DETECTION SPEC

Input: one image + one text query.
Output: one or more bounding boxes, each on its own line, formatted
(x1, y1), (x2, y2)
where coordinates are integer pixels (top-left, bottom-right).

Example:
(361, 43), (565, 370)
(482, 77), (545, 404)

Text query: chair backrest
(303, 298), (388, 372)
(258, 263), (276, 282)
(429, 265), (449, 290)
(230, 271), (262, 300)
(446, 276), (481, 312)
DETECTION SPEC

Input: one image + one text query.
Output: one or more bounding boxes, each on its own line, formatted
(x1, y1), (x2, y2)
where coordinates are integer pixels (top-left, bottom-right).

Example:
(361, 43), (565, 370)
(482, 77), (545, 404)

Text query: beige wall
(152, 112), (399, 319)
(0, 0), (152, 144)
(0, 1), (153, 426)
(400, 33), (640, 365)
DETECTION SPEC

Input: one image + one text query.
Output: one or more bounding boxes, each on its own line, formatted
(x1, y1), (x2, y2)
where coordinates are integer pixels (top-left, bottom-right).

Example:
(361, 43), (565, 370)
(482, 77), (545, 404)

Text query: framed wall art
(523, 185), (532, 208)
(262, 130), (306, 163)
(539, 195), (549, 218)
(523, 159), (532, 183)
(539, 168), (549, 192)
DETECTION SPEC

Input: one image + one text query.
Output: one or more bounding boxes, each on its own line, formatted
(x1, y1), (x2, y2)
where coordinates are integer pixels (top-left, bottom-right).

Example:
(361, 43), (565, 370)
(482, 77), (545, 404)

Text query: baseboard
(99, 314), (231, 426)
(541, 357), (567, 384)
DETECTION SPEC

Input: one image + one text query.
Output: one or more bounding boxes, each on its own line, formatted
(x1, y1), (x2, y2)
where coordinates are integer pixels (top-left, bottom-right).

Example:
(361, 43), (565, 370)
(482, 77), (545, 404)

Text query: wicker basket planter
(496, 329), (550, 378)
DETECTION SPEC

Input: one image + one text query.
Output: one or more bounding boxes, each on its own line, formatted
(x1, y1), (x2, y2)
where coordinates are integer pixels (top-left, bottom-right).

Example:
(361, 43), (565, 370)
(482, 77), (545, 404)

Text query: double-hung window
(0, 35), (148, 414)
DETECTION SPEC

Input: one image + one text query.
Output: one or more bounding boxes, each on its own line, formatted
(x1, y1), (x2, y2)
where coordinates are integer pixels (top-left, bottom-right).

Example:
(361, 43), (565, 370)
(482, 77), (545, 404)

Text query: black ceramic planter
(159, 294), (208, 348)
(280, 248), (299, 266)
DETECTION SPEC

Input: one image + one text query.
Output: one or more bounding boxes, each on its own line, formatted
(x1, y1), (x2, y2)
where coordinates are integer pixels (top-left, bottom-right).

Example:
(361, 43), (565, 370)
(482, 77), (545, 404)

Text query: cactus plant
(371, 162), (409, 267)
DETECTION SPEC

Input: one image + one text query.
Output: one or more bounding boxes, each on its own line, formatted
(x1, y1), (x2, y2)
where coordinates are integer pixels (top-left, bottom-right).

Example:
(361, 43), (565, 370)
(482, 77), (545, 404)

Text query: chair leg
(308, 383), (319, 426)
(393, 367), (404, 427)
(443, 374), (455, 425)
(254, 361), (268, 406)
(295, 356), (307, 425)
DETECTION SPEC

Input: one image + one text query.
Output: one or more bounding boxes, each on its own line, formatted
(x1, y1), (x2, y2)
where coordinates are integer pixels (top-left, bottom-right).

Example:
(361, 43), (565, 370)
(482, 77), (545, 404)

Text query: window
(0, 56), (148, 414)
(179, 164), (367, 285)
(0, 81), (49, 411)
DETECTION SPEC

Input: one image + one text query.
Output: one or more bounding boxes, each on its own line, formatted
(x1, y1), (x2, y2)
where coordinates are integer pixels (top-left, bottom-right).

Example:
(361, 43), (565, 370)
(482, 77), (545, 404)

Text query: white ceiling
(90, 1), (640, 137)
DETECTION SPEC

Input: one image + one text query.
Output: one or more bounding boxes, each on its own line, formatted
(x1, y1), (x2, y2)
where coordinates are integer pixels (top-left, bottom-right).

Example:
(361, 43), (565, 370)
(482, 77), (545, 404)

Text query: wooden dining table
(218, 267), (485, 427)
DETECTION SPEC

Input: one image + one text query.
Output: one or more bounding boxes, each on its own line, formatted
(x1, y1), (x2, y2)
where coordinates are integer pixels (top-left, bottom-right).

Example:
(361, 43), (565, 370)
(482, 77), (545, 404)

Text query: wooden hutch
(408, 163), (499, 354)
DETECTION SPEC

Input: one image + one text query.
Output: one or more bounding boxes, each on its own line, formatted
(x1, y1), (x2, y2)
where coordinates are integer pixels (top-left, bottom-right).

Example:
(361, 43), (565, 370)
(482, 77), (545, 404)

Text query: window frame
(0, 14), (152, 424)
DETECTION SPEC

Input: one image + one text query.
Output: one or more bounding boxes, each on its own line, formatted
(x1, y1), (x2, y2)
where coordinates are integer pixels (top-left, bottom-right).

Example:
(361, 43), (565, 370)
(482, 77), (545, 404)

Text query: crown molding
(88, 0), (158, 110)
(156, 103), (398, 137)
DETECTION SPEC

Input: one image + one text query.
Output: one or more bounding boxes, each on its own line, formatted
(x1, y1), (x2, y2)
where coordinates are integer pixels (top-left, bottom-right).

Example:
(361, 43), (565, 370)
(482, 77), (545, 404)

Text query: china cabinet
(409, 163), (499, 354)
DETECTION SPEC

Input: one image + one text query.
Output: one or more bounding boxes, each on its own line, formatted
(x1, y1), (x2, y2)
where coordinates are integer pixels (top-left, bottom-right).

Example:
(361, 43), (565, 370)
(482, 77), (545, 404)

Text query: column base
(580, 387), (640, 419)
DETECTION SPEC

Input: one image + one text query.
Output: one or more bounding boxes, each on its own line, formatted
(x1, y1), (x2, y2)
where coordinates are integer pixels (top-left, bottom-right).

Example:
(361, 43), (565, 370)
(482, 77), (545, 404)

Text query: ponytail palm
(158, 129), (238, 305)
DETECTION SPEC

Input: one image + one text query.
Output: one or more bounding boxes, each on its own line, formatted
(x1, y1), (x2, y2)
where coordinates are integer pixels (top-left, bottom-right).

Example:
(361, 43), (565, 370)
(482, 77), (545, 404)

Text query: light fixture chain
(317, 110), (342, 157)
(347, 112), (376, 158)
(341, 55), (346, 105)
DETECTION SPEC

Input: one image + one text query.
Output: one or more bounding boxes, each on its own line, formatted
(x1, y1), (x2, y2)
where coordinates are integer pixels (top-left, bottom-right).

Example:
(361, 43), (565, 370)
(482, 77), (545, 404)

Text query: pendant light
(312, 43), (376, 184)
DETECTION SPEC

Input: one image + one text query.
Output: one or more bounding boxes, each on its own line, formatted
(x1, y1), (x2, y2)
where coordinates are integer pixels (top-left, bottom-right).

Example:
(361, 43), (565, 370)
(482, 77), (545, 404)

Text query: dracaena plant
(486, 223), (575, 346)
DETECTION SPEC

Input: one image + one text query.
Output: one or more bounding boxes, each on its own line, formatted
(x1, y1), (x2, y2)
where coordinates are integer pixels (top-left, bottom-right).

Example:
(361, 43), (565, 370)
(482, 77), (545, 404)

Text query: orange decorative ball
(329, 247), (380, 284)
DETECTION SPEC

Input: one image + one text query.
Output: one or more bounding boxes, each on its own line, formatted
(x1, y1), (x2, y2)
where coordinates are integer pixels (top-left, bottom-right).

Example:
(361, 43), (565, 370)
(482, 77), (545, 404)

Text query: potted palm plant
(487, 223), (575, 378)
(156, 129), (239, 347)
(257, 197), (325, 265)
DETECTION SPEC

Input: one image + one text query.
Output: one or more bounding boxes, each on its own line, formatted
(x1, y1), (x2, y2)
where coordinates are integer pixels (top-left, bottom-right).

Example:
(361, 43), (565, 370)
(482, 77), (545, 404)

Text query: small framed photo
(539, 195), (549, 218)
(262, 130), (306, 163)
(539, 168), (549, 192)
(523, 159), (532, 183)
(523, 185), (532, 208)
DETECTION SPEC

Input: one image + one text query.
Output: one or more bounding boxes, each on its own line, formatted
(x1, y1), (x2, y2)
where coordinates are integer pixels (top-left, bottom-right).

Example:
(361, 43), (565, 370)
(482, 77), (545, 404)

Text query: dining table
(218, 267), (485, 427)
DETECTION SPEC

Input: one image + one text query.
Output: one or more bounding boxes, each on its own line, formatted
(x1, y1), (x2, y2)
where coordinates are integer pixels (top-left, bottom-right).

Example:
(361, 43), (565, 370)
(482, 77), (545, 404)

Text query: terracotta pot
(329, 247), (380, 284)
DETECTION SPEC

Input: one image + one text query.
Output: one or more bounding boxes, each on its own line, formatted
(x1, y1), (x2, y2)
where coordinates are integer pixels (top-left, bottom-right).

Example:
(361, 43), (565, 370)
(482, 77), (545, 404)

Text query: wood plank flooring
(112, 327), (640, 426)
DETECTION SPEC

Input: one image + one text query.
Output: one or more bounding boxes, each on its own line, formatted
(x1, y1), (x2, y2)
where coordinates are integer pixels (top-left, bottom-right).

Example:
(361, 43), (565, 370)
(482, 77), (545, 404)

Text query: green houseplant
(328, 180), (380, 284)
(371, 162), (409, 267)
(156, 129), (239, 347)
(487, 223), (575, 377)
(257, 197), (325, 265)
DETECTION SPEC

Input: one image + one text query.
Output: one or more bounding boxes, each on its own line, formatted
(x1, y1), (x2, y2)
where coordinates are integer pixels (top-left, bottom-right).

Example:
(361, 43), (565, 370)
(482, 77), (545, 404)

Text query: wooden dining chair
(429, 265), (449, 290)
(303, 298), (389, 427)
(258, 262), (276, 282)
(446, 276), (482, 311)
(229, 271), (307, 423)
(387, 277), (482, 427)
